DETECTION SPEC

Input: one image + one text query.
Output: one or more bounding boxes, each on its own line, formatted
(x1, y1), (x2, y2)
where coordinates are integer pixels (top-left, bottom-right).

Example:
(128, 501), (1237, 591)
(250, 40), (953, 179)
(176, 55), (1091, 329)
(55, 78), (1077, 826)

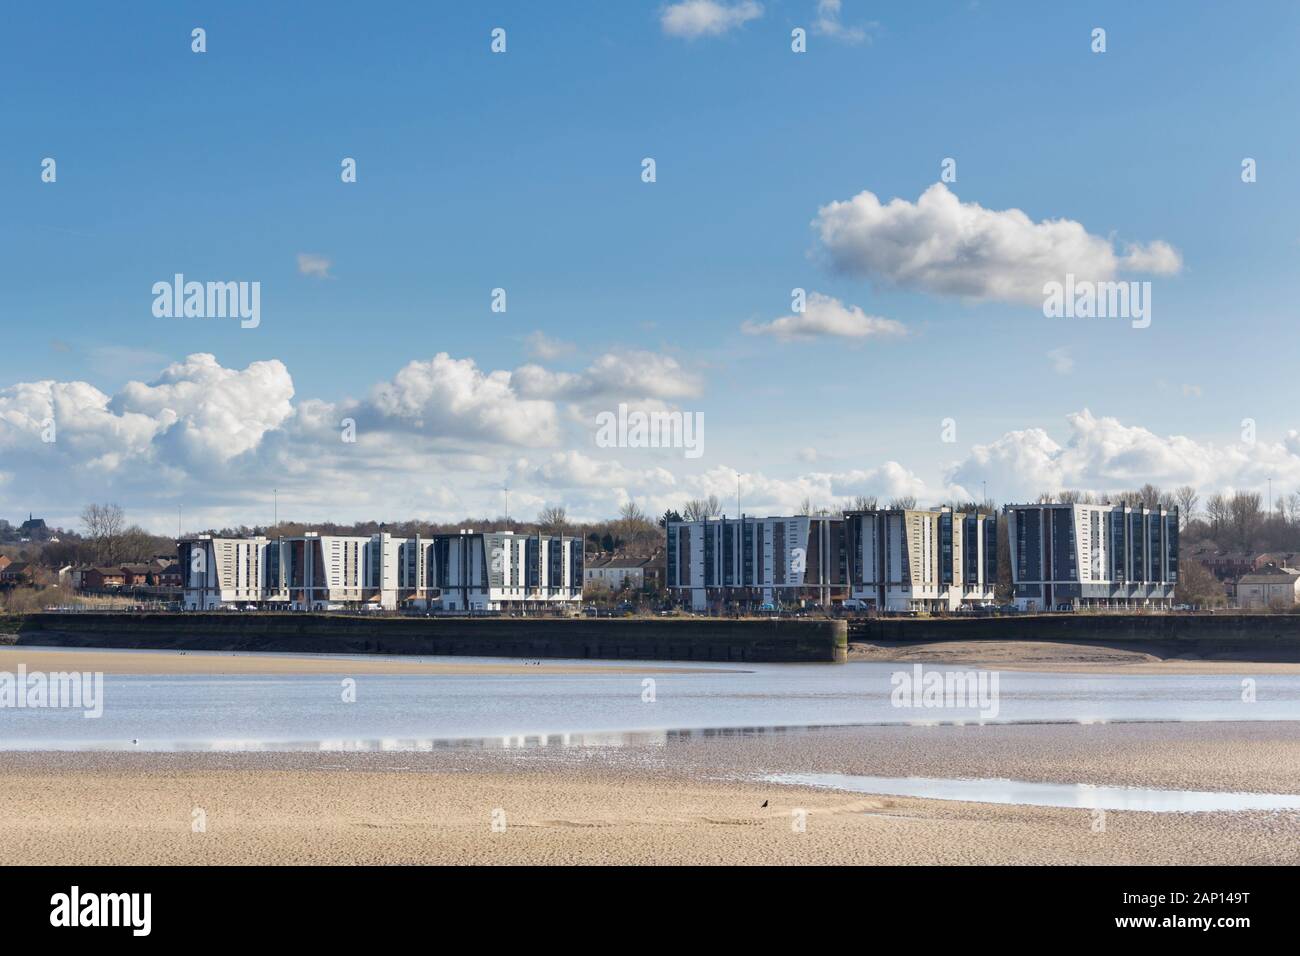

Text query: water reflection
(764, 771), (1300, 812)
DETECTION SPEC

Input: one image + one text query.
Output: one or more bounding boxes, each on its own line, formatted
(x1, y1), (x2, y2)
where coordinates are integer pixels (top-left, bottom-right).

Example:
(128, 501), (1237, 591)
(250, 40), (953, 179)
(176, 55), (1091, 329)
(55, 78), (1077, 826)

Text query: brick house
(84, 567), (127, 589)
(119, 564), (154, 586)
(0, 562), (34, 585)
(155, 563), (183, 587)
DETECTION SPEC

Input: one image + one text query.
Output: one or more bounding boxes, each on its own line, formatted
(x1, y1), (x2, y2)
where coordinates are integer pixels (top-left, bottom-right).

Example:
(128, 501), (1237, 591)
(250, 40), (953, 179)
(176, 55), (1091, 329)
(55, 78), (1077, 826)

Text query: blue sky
(2, 2), (1299, 532)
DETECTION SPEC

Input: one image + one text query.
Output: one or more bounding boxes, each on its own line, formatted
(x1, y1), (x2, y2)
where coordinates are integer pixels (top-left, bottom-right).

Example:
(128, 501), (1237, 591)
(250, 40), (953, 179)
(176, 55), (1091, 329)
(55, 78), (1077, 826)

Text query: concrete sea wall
(5, 613), (849, 664)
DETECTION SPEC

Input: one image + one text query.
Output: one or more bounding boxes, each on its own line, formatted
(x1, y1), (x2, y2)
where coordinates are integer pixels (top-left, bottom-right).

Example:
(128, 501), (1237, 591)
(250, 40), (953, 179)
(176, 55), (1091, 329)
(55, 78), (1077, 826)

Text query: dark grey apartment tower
(1005, 502), (1176, 610)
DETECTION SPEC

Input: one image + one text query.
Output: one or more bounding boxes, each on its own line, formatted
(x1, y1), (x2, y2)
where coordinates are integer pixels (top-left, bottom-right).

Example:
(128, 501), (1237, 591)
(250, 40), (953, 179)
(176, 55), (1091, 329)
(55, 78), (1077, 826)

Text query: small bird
(760, 800), (768, 808)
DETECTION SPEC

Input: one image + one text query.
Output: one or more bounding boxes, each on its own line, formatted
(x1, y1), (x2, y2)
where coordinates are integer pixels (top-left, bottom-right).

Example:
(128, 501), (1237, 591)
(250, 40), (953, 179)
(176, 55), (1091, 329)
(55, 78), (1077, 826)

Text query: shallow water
(1, 650), (1298, 751)
(764, 771), (1300, 812)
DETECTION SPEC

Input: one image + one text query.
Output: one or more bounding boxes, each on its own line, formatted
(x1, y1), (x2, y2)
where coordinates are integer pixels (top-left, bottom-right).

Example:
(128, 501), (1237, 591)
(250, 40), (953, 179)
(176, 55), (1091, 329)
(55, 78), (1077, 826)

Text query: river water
(2, 649), (1297, 751)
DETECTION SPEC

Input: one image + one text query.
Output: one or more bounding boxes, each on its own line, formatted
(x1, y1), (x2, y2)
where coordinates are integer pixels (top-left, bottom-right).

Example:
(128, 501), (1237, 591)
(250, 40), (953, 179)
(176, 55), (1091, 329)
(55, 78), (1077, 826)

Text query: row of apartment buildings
(180, 530), (583, 611)
(665, 508), (998, 611)
(176, 500), (1177, 614)
(665, 501), (1178, 612)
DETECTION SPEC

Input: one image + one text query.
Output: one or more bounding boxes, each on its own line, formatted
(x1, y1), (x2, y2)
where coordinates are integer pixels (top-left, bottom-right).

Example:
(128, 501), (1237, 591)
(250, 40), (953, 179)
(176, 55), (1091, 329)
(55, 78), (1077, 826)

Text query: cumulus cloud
(296, 253), (333, 278)
(365, 353), (559, 447)
(505, 450), (940, 520)
(0, 349), (712, 531)
(16, 355), (1296, 535)
(513, 351), (701, 404)
(661, 0), (762, 39)
(514, 451), (678, 492)
(742, 292), (906, 341)
(0, 354), (294, 475)
(112, 354), (296, 464)
(813, 183), (1182, 304)
(946, 409), (1300, 502)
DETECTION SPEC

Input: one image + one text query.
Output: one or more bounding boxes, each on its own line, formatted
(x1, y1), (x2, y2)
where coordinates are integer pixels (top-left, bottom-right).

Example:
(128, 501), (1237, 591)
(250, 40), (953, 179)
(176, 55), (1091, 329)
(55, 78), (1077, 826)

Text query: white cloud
(14, 354), (1298, 534)
(661, 0), (762, 39)
(742, 292), (906, 341)
(513, 351), (701, 404)
(814, 183), (1182, 304)
(525, 331), (575, 361)
(1120, 241), (1182, 274)
(297, 253), (333, 279)
(514, 450), (678, 492)
(112, 353), (296, 465)
(501, 454), (941, 523)
(0, 350), (710, 531)
(812, 0), (874, 43)
(947, 409), (1300, 502)
(365, 353), (559, 447)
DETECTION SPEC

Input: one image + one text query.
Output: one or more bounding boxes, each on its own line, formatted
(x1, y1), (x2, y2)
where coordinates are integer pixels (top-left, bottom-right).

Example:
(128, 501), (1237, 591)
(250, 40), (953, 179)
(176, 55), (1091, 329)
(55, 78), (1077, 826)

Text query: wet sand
(6, 639), (1297, 677)
(1, 721), (1297, 865)
(849, 639), (1300, 674)
(0, 645), (723, 677)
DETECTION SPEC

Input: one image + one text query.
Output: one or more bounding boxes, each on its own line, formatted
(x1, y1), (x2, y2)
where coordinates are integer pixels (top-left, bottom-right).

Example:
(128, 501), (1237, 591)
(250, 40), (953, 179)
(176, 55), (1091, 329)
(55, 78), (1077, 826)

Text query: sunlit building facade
(665, 515), (848, 610)
(180, 530), (582, 612)
(844, 508), (997, 611)
(1004, 502), (1177, 610)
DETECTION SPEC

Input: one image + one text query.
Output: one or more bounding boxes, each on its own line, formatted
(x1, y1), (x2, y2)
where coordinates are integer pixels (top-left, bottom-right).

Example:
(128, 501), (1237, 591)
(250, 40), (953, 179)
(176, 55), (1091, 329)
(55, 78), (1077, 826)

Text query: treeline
(1035, 483), (1300, 555)
(2, 504), (175, 569)
(199, 501), (664, 557)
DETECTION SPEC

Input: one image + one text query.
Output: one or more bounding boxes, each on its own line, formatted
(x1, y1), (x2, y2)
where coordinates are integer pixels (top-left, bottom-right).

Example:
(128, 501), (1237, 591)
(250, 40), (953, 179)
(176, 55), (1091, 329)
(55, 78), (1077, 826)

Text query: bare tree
(616, 500), (657, 551)
(1228, 491), (1263, 550)
(1137, 483), (1163, 510)
(1205, 492), (1230, 537)
(1174, 485), (1199, 528)
(1286, 492), (1300, 525)
(81, 503), (125, 565)
(1115, 488), (1144, 508)
(682, 496), (722, 521)
(842, 494), (878, 516)
(887, 495), (918, 510)
(537, 505), (568, 535)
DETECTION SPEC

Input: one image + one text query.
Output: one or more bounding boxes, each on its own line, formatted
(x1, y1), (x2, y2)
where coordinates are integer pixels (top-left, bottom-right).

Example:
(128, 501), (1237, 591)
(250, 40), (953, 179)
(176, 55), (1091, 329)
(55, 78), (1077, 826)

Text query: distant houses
(0, 562), (34, 586)
(583, 555), (660, 593)
(1237, 566), (1300, 609)
(74, 564), (180, 591)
